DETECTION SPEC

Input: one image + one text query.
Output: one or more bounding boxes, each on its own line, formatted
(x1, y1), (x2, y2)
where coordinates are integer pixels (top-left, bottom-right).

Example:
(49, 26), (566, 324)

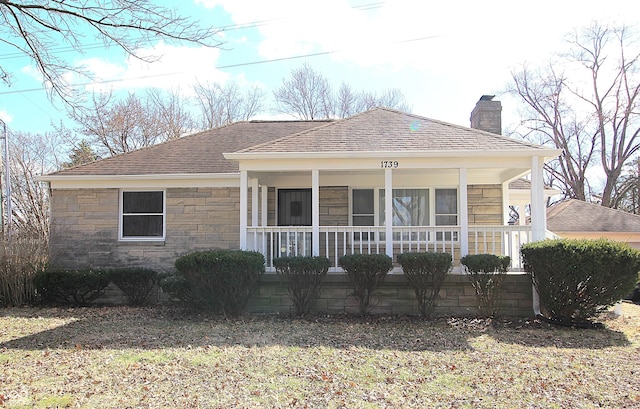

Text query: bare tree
(374, 88), (411, 112)
(276, 64), (412, 120)
(193, 81), (264, 129)
(7, 131), (62, 239)
(71, 89), (193, 156)
(611, 158), (640, 214)
(0, 1), (221, 107)
(273, 63), (334, 119)
(508, 23), (640, 207)
(146, 88), (196, 139)
(335, 82), (360, 118)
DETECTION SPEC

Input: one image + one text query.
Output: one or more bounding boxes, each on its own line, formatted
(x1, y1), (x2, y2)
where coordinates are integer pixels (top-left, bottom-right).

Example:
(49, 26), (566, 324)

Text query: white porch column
(530, 156), (546, 241)
(501, 182), (510, 225)
(312, 169), (320, 256)
(251, 178), (259, 250)
(260, 185), (268, 226)
(251, 178), (259, 227)
(239, 170), (248, 250)
(385, 168), (393, 259)
(459, 168), (469, 258)
(530, 155), (546, 316)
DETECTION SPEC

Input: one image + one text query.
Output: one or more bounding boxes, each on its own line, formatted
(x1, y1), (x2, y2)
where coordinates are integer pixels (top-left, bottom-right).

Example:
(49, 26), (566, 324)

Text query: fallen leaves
(0, 304), (638, 407)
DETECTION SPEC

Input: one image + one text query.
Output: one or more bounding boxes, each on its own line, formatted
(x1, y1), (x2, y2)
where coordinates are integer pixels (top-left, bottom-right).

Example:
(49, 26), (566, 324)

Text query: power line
(0, 34), (440, 96)
(0, 2), (386, 60)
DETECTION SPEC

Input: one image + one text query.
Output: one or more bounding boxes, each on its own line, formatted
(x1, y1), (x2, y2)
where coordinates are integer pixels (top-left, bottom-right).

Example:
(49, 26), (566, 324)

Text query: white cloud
(0, 110), (13, 124)
(78, 41), (229, 95)
(197, 0), (640, 82)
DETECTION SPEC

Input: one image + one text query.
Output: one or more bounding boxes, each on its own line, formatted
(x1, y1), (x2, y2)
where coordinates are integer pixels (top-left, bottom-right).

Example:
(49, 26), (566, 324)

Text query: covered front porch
(235, 155), (553, 273)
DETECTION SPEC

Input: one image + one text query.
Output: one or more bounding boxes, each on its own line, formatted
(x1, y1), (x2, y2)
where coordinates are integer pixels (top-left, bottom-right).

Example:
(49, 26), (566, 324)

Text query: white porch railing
(247, 225), (534, 272)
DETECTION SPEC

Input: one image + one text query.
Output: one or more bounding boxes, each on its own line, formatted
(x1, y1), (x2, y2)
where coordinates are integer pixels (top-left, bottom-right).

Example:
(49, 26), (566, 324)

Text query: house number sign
(380, 160), (399, 168)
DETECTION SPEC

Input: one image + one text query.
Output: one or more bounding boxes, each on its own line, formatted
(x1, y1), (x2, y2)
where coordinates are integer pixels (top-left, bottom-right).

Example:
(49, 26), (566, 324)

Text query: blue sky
(0, 0), (638, 135)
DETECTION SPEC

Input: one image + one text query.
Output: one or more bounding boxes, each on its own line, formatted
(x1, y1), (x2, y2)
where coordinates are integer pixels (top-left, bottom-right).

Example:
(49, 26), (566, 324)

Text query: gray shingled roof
(48, 107), (548, 177)
(49, 120), (329, 176)
(237, 107), (544, 153)
(547, 199), (640, 232)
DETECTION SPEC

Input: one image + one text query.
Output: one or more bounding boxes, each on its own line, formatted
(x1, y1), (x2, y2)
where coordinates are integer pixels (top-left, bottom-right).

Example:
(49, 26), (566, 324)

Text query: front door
(277, 189), (312, 256)
(278, 189), (312, 226)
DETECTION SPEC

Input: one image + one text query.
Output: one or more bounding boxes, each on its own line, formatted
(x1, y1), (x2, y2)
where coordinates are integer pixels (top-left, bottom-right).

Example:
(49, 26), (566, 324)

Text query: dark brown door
(278, 189), (312, 226)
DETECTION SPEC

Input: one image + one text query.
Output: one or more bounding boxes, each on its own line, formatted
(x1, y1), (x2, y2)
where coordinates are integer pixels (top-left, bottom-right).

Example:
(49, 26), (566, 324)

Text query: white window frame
(119, 189), (166, 241)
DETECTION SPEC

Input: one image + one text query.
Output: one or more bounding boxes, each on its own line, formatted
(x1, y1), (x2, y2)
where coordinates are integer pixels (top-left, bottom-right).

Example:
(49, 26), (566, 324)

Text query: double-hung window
(352, 189), (375, 240)
(435, 189), (458, 240)
(120, 191), (165, 240)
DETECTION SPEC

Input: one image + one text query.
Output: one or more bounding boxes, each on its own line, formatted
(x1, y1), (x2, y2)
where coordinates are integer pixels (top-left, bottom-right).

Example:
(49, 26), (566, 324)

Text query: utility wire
(0, 2), (386, 60)
(0, 34), (440, 96)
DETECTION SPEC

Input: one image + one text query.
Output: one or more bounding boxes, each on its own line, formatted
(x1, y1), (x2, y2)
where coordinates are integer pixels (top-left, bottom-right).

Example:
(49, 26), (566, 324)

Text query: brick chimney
(470, 95), (502, 135)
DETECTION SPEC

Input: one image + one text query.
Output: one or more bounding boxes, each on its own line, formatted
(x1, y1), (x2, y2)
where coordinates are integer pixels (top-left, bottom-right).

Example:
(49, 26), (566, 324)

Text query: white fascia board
(40, 173), (239, 189)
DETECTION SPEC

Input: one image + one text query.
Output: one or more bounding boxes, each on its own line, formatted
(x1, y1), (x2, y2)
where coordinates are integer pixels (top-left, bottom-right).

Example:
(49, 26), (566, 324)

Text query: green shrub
(158, 272), (193, 304)
(339, 254), (393, 316)
(274, 256), (330, 316)
(461, 254), (510, 317)
(521, 239), (640, 324)
(397, 252), (452, 318)
(109, 268), (158, 306)
(34, 269), (110, 306)
(174, 249), (265, 316)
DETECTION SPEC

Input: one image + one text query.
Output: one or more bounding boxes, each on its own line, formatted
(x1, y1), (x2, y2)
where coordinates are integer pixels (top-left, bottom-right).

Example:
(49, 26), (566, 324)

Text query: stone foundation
(248, 273), (533, 317)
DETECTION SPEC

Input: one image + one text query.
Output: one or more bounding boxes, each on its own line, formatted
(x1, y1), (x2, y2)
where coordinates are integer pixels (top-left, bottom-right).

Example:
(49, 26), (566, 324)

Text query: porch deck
(247, 225), (551, 273)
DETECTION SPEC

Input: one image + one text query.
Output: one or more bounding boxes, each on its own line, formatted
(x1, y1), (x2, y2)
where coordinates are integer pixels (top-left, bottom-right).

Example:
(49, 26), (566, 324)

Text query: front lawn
(1, 304), (639, 408)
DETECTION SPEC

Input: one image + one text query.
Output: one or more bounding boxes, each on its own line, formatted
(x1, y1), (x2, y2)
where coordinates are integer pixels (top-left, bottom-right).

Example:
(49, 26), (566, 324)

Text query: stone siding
(467, 184), (503, 225)
(50, 187), (241, 271)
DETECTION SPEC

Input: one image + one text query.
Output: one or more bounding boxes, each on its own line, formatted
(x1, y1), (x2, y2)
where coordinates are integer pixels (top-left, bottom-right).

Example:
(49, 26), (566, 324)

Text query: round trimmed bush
(174, 249), (265, 316)
(109, 267), (158, 306)
(460, 254), (510, 317)
(521, 239), (640, 324)
(274, 256), (330, 316)
(397, 252), (452, 318)
(339, 253), (393, 316)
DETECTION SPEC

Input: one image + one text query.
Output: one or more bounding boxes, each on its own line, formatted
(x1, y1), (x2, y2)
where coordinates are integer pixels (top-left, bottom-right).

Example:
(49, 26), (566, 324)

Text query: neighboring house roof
(48, 120), (330, 176)
(546, 199), (640, 232)
(509, 178), (557, 191)
(236, 107), (545, 154)
(508, 178), (532, 190)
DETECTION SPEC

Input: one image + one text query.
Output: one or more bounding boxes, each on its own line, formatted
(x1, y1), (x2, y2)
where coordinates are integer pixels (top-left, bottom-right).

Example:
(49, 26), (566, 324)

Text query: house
(547, 199), (640, 249)
(41, 96), (561, 315)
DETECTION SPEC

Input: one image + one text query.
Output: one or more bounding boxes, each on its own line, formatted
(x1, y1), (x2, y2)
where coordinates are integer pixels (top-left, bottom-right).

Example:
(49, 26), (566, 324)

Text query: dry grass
(1, 304), (639, 408)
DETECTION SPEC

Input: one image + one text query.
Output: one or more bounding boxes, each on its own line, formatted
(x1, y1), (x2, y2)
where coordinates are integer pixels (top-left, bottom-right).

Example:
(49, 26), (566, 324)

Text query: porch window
(379, 189), (429, 226)
(350, 188), (458, 241)
(435, 189), (458, 241)
(120, 190), (165, 240)
(352, 189), (375, 240)
(435, 189), (458, 225)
